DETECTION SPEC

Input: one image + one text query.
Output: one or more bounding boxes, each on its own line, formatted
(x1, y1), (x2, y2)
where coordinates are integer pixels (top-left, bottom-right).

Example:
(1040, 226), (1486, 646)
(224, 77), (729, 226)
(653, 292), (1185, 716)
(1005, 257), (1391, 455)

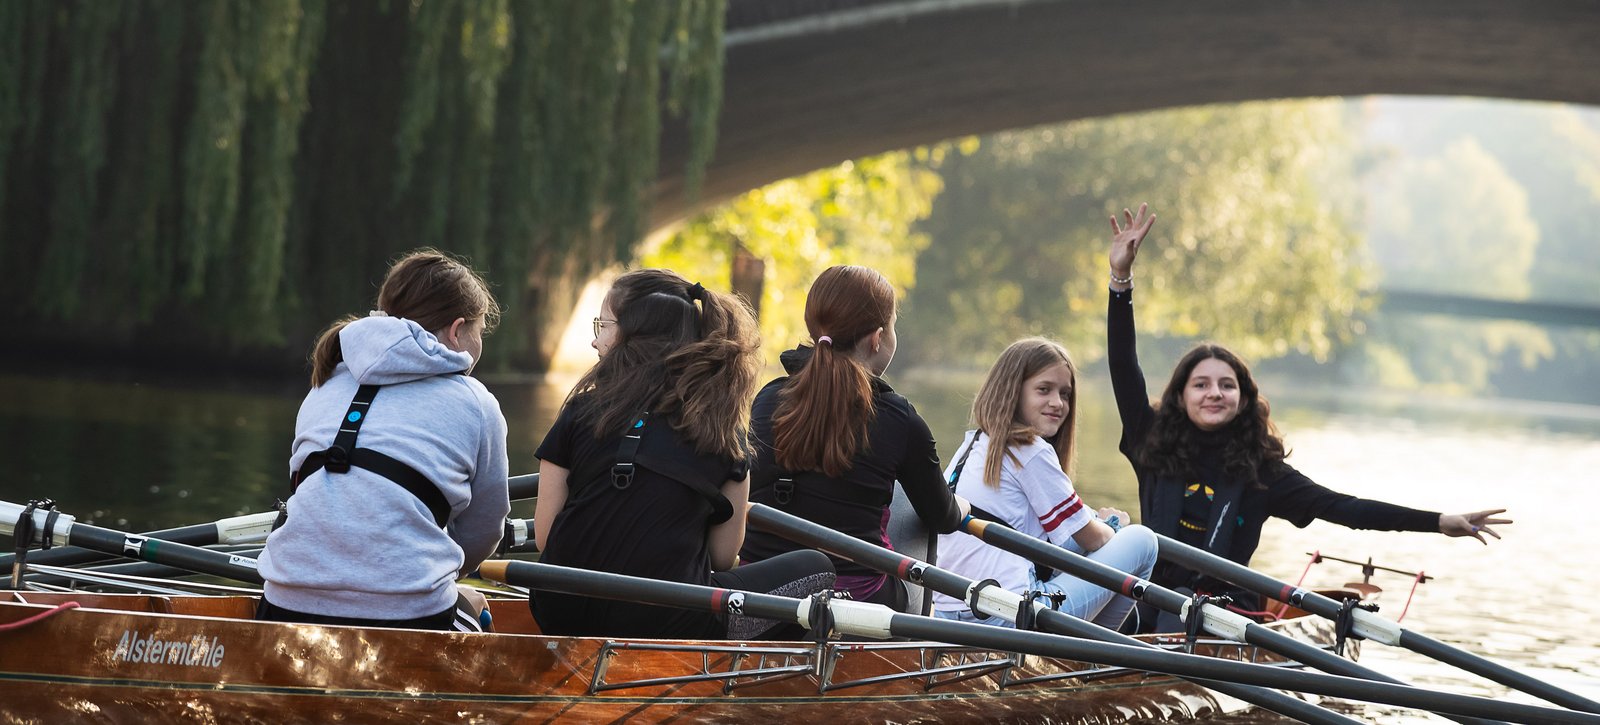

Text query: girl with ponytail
(259, 249), (508, 632)
(533, 269), (835, 640)
(740, 265), (971, 610)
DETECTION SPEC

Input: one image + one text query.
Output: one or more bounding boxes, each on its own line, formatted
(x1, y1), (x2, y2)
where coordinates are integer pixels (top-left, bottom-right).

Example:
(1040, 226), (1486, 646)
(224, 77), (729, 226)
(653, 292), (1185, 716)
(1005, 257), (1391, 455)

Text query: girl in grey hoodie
(258, 250), (509, 632)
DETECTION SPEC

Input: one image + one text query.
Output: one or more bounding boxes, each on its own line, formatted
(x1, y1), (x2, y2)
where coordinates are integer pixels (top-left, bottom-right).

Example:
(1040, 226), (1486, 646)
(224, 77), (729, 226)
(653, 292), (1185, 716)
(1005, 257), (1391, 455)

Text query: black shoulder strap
(947, 430), (979, 492)
(291, 385), (452, 529)
(616, 413), (735, 525)
(948, 430), (1054, 581)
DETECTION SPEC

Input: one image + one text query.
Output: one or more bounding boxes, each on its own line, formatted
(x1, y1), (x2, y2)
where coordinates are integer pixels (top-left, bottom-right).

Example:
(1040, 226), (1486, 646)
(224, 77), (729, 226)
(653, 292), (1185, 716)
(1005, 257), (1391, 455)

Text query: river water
(2, 369), (1598, 721)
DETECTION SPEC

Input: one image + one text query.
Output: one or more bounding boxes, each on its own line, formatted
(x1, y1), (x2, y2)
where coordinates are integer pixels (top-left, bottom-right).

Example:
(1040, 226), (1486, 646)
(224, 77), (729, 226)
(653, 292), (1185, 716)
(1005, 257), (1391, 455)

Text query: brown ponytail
(309, 249), (500, 386)
(772, 266), (897, 477)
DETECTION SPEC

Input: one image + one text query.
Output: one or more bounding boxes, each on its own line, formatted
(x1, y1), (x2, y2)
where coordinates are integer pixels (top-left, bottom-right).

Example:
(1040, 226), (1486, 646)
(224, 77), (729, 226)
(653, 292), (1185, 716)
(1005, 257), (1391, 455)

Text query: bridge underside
(653, 0), (1600, 229)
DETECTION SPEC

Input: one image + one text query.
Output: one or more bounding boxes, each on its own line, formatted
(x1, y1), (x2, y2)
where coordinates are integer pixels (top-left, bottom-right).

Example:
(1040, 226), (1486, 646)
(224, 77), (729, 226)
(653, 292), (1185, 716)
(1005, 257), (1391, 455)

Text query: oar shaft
(747, 504), (1360, 725)
(508, 473), (539, 501)
(0, 511), (276, 570)
(3, 501), (262, 585)
(23, 547), (265, 587)
(484, 559), (1600, 724)
(1157, 534), (1600, 714)
(963, 518), (1498, 725)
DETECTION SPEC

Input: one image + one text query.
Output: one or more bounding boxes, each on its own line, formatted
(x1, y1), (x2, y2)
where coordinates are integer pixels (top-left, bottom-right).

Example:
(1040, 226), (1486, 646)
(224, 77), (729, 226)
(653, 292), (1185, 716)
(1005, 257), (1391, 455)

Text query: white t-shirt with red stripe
(932, 431), (1095, 612)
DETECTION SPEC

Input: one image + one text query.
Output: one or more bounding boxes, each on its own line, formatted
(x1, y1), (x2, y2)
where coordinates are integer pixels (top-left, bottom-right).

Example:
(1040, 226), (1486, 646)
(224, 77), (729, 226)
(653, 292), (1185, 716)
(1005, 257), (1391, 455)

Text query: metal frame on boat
(0, 590), (1341, 724)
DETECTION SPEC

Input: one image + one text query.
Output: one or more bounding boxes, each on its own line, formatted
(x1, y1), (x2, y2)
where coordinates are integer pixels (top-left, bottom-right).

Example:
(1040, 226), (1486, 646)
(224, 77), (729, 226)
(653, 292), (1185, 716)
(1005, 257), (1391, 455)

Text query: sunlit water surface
(2, 370), (1598, 721)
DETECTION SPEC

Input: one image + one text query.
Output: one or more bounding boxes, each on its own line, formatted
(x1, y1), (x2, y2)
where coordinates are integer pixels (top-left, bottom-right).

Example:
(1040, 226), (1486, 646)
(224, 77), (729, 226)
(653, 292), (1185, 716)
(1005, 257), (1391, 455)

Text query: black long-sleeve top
(1108, 287), (1438, 590)
(740, 346), (964, 579)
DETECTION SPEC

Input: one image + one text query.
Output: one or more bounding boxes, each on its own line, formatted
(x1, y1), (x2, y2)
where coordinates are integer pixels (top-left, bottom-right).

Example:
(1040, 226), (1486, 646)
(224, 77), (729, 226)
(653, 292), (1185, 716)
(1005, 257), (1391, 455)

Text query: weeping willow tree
(0, 0), (723, 371)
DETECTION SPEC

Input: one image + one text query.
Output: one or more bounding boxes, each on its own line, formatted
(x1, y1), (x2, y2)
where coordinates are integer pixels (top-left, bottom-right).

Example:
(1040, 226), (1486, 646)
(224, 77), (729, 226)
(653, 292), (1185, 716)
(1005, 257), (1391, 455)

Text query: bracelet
(1109, 270), (1132, 285)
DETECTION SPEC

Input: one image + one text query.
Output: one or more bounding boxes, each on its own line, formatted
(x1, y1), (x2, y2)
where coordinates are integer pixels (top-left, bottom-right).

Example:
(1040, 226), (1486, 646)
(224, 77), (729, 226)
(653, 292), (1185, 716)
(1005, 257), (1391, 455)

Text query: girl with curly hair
(1106, 204), (1510, 632)
(533, 269), (833, 640)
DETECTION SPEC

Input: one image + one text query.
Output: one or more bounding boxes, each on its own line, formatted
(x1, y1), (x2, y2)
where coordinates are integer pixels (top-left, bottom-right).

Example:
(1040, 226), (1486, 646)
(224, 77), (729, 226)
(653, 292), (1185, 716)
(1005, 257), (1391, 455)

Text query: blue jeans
(935, 524), (1158, 630)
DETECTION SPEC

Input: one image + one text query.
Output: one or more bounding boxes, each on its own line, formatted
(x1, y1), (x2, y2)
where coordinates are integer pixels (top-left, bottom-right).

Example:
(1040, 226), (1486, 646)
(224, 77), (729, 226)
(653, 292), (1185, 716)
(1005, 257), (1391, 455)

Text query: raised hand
(1108, 202), (1156, 289)
(1439, 508), (1512, 544)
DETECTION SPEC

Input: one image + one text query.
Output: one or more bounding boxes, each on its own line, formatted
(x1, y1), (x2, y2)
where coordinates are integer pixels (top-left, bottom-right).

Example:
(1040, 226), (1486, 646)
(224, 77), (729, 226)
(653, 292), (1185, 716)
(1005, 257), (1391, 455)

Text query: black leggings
(712, 549), (836, 640)
(257, 592), (483, 632)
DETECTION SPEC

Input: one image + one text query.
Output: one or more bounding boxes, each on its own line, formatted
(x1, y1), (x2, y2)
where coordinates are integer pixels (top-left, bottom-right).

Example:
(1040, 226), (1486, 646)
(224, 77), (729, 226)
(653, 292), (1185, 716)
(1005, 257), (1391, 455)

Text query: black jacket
(740, 346), (963, 578)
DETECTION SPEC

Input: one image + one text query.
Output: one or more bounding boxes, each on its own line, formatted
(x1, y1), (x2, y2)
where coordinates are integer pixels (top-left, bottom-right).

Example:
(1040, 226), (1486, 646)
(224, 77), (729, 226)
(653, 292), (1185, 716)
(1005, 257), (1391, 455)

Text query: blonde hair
(970, 338), (1078, 487)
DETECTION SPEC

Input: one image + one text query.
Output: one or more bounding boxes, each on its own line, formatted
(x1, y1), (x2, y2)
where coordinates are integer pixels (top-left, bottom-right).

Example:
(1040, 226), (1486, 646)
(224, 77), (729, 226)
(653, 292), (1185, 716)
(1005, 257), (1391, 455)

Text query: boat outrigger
(3, 498), (1598, 724)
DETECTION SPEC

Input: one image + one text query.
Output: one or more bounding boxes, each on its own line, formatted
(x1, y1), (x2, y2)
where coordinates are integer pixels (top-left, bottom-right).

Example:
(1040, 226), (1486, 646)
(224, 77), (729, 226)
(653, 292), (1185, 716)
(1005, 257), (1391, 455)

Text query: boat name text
(112, 630), (225, 668)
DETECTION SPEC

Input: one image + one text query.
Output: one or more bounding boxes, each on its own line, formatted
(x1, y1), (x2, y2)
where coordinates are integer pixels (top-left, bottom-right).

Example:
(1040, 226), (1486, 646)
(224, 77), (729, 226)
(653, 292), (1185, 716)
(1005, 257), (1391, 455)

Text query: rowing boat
(0, 587), (1354, 724)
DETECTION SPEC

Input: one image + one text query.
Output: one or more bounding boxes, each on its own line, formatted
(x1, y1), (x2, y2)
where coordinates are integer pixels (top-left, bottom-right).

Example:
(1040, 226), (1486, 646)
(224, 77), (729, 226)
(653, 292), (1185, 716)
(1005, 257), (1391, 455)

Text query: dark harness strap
(291, 385), (452, 529)
(947, 431), (1056, 581)
(614, 412), (735, 525)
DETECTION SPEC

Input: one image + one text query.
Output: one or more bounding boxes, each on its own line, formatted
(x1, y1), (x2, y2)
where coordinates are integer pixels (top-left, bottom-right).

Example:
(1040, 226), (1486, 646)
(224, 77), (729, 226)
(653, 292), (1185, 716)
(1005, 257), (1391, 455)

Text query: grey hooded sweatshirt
(259, 315), (510, 620)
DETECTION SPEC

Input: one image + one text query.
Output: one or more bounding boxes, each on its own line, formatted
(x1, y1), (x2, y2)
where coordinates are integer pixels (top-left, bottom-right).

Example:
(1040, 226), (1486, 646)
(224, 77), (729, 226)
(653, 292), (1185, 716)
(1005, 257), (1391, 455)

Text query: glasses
(592, 317), (617, 337)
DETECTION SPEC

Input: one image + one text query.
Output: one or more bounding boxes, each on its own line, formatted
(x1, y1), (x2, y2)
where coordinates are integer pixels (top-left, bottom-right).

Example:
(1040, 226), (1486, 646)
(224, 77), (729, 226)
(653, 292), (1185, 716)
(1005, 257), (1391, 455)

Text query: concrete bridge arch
(652, 0), (1600, 229)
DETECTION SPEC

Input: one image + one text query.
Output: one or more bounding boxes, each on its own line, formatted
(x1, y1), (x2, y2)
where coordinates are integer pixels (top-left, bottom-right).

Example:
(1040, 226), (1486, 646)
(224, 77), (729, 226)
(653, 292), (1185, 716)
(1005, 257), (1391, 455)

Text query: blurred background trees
(0, 0), (724, 370)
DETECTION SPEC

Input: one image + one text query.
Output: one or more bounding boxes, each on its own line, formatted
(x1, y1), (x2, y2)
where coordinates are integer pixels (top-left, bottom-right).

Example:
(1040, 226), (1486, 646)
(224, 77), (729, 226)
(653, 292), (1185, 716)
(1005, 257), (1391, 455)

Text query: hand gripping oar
(1155, 533), (1600, 714)
(959, 516), (1509, 725)
(3, 500), (263, 585)
(745, 504), (1360, 725)
(478, 559), (1600, 724)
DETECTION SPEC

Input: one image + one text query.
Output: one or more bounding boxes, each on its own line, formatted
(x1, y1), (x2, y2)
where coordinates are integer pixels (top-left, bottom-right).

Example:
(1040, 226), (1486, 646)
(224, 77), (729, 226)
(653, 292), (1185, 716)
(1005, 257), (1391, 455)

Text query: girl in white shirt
(933, 338), (1157, 629)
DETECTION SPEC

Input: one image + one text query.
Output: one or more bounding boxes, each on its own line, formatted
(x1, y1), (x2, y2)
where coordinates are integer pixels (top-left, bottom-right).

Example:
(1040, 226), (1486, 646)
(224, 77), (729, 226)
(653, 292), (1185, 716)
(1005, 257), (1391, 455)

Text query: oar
(2, 472), (541, 572)
(21, 562), (263, 596)
(508, 473), (538, 501)
(0, 510), (276, 570)
(746, 504), (1361, 725)
(959, 517), (1502, 725)
(479, 559), (1600, 724)
(3, 501), (263, 585)
(1156, 533), (1600, 714)
(22, 546), (265, 588)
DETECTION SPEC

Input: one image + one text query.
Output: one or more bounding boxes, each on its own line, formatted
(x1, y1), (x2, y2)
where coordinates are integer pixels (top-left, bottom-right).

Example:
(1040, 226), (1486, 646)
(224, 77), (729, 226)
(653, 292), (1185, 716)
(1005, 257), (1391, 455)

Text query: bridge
(652, 0), (1600, 229)
(1378, 290), (1600, 328)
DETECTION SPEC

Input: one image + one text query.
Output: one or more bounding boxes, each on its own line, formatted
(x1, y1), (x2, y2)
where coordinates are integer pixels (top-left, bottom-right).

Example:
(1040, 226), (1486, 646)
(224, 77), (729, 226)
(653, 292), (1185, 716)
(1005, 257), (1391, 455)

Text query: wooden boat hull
(0, 592), (1347, 724)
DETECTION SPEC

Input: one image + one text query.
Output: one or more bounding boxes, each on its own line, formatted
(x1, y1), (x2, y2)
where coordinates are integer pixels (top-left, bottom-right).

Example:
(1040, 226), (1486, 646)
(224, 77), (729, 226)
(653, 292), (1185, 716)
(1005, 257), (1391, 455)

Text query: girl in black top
(1105, 204), (1511, 630)
(740, 265), (970, 610)
(533, 269), (834, 640)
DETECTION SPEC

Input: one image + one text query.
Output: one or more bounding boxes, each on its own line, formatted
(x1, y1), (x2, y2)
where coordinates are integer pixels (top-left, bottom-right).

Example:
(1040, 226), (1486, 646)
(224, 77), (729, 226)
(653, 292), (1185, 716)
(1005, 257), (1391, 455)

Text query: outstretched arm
(1106, 204), (1159, 448)
(1439, 509), (1513, 545)
(1108, 202), (1156, 293)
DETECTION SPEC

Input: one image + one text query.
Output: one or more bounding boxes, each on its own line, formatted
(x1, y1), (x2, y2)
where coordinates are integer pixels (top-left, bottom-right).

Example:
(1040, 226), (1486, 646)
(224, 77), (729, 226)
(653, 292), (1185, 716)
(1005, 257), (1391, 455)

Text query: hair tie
(687, 282), (706, 302)
(368, 309), (388, 317)
(816, 335), (833, 346)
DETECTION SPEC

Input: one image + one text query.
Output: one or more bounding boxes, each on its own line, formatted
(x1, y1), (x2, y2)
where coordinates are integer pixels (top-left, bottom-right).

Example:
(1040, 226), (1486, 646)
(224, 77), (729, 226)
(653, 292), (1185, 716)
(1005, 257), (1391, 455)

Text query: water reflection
(2, 369), (1598, 722)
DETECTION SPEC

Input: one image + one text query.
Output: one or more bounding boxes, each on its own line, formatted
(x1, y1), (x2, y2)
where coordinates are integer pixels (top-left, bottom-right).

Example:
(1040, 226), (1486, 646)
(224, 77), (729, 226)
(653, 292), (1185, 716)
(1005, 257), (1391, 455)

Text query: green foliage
(0, 0), (725, 368)
(901, 100), (1370, 369)
(1348, 98), (1596, 396)
(642, 151), (945, 361)
(1368, 140), (1539, 296)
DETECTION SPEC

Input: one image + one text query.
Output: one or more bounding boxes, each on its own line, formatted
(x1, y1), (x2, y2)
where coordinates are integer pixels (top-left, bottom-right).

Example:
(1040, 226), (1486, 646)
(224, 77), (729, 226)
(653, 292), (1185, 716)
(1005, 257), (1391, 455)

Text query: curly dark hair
(1141, 343), (1288, 488)
(568, 269), (763, 462)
